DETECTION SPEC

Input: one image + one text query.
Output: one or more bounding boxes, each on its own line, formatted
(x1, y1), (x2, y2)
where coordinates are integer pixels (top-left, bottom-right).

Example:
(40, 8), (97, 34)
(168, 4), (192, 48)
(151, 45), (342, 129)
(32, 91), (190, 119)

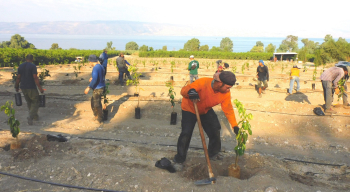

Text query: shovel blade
(194, 177), (216, 185)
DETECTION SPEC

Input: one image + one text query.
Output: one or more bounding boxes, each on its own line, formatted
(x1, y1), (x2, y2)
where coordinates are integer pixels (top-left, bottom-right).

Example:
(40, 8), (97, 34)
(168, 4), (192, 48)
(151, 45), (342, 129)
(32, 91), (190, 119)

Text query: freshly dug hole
(180, 156), (260, 181)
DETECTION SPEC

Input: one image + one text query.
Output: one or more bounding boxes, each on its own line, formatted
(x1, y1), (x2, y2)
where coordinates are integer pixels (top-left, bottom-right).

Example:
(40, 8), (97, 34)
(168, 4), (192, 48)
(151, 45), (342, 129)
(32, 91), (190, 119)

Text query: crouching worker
(173, 71), (240, 165)
(84, 55), (106, 123)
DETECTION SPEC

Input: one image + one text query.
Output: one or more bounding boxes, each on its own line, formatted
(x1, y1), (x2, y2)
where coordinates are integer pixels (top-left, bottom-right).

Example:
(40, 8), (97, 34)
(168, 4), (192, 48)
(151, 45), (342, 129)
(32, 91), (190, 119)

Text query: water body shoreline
(0, 34), (343, 52)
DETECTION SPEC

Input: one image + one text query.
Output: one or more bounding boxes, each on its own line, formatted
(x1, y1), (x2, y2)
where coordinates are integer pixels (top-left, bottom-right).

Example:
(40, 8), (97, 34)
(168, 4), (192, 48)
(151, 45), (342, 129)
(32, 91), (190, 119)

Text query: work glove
(233, 126), (240, 135)
(188, 89), (199, 100)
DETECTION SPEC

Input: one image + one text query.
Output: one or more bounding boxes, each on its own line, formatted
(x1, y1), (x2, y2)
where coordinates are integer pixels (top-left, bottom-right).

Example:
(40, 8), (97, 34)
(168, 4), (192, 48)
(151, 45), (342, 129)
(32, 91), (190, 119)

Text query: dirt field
(0, 56), (349, 192)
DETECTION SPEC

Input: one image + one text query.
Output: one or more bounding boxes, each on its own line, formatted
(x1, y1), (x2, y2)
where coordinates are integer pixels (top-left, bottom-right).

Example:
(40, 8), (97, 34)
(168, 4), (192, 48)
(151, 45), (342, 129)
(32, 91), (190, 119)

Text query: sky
(0, 0), (349, 38)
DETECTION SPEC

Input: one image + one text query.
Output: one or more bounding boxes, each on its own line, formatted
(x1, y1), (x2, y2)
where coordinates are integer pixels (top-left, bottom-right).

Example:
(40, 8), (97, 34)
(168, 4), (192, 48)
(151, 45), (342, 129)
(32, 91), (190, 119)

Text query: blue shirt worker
(99, 49), (108, 76)
(84, 54), (106, 123)
(116, 53), (132, 86)
(15, 54), (44, 125)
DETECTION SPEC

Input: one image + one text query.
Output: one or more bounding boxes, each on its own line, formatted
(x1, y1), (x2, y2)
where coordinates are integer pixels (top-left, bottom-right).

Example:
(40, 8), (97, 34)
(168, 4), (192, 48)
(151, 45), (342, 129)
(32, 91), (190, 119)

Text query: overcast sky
(1, 0), (349, 38)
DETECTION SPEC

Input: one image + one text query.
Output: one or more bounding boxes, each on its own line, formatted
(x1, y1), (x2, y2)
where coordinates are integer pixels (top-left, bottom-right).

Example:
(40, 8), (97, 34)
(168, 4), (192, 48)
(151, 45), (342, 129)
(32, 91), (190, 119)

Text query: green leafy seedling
(1, 101), (20, 138)
(233, 99), (253, 167)
(338, 78), (346, 101)
(166, 81), (176, 112)
(170, 61), (176, 73)
(38, 64), (51, 85)
(127, 63), (143, 107)
(241, 64), (245, 74)
(312, 66), (317, 81)
(102, 83), (110, 109)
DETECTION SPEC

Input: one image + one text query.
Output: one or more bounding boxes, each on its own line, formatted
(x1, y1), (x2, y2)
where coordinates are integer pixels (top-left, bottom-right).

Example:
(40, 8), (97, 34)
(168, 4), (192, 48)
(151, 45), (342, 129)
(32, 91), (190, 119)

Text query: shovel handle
(193, 102), (215, 181)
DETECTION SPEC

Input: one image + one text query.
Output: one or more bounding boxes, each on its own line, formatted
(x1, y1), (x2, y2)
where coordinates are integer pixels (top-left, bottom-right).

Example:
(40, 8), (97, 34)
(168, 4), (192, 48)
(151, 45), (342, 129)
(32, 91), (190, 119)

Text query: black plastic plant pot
(312, 83), (315, 90)
(103, 109), (108, 121)
(39, 95), (45, 107)
(135, 107), (141, 119)
(134, 93), (139, 97)
(170, 112), (177, 125)
(15, 93), (22, 106)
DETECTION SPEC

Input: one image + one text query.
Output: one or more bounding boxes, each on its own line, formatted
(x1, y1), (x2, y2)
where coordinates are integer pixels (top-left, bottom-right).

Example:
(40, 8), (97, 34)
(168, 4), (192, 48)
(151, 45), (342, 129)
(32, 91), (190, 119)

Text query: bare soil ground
(0, 56), (349, 192)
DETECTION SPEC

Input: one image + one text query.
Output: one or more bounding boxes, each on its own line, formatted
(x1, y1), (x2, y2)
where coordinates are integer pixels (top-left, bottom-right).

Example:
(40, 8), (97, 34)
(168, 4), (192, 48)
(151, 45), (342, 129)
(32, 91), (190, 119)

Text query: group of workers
(14, 52), (349, 169)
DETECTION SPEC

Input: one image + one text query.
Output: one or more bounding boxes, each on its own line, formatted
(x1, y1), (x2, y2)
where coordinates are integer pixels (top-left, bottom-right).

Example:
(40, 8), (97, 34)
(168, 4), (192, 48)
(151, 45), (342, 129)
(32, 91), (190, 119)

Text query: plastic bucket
(135, 107), (141, 119)
(39, 95), (45, 107)
(170, 112), (177, 125)
(15, 93), (22, 106)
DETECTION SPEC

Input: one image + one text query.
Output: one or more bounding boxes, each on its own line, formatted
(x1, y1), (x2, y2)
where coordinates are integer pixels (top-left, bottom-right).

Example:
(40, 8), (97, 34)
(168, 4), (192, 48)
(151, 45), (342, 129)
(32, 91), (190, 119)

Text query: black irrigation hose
(76, 136), (203, 150)
(283, 158), (346, 167)
(0, 171), (123, 192)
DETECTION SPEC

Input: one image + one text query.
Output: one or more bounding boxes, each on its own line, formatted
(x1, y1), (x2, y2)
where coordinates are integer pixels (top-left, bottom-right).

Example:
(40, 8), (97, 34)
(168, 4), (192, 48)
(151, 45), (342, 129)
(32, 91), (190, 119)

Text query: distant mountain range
(0, 20), (349, 38)
(0, 20), (207, 36)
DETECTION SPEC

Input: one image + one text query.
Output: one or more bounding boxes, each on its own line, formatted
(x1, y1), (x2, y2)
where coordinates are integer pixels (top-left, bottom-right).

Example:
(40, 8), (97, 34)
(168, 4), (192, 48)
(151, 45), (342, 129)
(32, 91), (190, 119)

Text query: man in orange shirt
(173, 71), (239, 164)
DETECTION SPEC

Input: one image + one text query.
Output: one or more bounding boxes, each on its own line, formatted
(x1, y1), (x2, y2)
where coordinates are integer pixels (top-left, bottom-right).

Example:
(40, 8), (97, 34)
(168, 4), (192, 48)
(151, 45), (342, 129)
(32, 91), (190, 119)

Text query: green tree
(106, 41), (116, 51)
(139, 45), (148, 52)
(149, 47), (154, 51)
(220, 37), (233, 52)
(256, 41), (264, 47)
(324, 34), (333, 43)
(50, 43), (61, 50)
(125, 41), (139, 50)
(301, 38), (319, 54)
(162, 45), (167, 51)
(277, 35), (298, 52)
(199, 45), (209, 51)
(265, 43), (276, 53)
(0, 34), (35, 49)
(209, 46), (222, 52)
(250, 46), (264, 52)
(183, 38), (200, 51)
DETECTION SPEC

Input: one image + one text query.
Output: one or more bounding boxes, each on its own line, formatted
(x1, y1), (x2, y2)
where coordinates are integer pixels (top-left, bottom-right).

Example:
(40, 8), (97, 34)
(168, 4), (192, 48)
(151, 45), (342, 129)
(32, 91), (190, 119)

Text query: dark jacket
(99, 52), (108, 68)
(257, 65), (269, 81)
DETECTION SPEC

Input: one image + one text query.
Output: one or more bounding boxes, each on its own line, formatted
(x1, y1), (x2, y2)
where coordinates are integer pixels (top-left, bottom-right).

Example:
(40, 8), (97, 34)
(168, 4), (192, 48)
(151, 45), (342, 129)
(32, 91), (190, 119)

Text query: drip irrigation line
(76, 136), (203, 150)
(245, 108), (350, 117)
(0, 171), (123, 192)
(283, 158), (346, 167)
(2, 92), (349, 117)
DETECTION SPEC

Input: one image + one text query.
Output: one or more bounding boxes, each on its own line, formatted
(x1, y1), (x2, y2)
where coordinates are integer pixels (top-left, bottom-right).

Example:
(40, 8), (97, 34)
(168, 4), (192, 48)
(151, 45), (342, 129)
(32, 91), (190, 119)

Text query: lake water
(0, 34), (339, 52)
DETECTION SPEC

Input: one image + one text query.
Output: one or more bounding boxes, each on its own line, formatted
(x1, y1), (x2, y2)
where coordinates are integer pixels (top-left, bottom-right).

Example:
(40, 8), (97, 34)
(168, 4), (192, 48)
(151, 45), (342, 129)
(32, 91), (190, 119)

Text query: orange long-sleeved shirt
(181, 78), (238, 127)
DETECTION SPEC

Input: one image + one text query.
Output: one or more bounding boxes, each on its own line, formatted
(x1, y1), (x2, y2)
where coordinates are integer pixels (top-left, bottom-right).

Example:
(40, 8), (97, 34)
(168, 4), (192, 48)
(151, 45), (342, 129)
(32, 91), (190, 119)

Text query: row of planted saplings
(117, 62), (178, 124)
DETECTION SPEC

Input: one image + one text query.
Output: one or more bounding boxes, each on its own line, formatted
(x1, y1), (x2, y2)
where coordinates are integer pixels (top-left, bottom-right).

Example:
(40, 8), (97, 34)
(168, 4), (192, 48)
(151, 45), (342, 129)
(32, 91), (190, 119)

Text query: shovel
(193, 101), (216, 185)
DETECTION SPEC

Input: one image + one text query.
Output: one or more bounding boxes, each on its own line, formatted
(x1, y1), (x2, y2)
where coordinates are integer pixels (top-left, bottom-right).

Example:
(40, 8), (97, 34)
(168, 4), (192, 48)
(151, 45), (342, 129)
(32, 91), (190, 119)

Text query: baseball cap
(88, 54), (98, 62)
(189, 55), (194, 58)
(213, 71), (236, 86)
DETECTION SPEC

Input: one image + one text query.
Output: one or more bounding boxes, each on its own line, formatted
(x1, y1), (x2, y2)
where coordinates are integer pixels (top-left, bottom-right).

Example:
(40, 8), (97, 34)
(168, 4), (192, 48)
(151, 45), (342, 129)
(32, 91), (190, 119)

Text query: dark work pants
(22, 89), (39, 120)
(91, 88), (104, 123)
(104, 66), (107, 77)
(174, 109), (221, 163)
(118, 67), (131, 83)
